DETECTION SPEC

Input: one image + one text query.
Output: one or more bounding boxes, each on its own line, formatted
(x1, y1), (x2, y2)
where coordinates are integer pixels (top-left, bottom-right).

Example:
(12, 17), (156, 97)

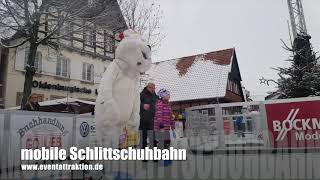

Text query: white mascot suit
(94, 29), (152, 148)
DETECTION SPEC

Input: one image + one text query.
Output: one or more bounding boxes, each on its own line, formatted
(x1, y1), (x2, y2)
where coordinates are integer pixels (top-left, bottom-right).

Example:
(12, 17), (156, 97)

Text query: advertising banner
(75, 116), (96, 148)
(8, 111), (74, 179)
(266, 100), (320, 148)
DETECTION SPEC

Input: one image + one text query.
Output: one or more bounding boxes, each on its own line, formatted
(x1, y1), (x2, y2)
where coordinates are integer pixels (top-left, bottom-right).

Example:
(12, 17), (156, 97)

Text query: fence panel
(186, 106), (220, 152)
(219, 102), (265, 149)
(0, 110), (6, 179)
(186, 101), (268, 151)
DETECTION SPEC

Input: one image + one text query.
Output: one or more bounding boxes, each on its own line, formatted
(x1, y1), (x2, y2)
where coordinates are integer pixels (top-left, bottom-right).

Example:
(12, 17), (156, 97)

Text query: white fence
(186, 96), (320, 152)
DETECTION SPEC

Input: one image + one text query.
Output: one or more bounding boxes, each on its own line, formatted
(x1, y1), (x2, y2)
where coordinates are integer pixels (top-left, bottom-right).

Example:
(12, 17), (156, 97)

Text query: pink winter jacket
(154, 100), (175, 131)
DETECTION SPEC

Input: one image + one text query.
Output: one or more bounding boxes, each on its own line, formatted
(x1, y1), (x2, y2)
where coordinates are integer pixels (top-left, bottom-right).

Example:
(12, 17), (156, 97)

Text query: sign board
(266, 100), (320, 148)
(175, 121), (184, 138)
(75, 116), (96, 148)
(8, 111), (73, 179)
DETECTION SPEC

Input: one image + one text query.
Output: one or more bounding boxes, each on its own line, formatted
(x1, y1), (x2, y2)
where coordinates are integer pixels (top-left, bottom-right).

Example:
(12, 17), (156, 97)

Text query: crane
(287, 0), (308, 39)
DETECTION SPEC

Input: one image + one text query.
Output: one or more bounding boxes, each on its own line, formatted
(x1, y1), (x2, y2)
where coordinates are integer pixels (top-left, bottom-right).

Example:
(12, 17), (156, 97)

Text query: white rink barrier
(185, 96), (320, 152)
(1, 96), (320, 178)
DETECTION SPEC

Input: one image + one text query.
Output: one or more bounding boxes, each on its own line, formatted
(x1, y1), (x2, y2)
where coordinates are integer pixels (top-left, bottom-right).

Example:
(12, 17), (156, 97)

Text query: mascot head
(115, 29), (152, 76)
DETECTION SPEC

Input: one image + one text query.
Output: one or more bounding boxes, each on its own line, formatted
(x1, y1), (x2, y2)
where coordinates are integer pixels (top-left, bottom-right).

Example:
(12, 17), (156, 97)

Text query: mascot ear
(119, 32), (125, 40)
(120, 29), (139, 40)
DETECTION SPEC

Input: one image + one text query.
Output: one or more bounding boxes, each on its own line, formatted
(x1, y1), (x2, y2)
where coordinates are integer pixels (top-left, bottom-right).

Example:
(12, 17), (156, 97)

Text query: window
(56, 56), (70, 78)
(60, 22), (72, 39)
(227, 79), (240, 95)
(24, 50), (42, 72)
(82, 63), (94, 82)
(105, 35), (114, 52)
(85, 30), (95, 46)
(233, 82), (239, 94)
(227, 79), (230, 91)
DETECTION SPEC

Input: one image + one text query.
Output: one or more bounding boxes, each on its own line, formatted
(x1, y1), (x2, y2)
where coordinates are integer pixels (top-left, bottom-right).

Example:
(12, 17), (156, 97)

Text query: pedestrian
(139, 82), (158, 154)
(154, 88), (175, 166)
(23, 94), (40, 111)
(236, 115), (245, 138)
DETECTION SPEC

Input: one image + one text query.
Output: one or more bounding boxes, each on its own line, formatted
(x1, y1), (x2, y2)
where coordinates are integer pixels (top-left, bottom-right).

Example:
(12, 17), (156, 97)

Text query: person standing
(236, 115), (245, 138)
(23, 94), (40, 111)
(139, 82), (158, 151)
(154, 88), (175, 166)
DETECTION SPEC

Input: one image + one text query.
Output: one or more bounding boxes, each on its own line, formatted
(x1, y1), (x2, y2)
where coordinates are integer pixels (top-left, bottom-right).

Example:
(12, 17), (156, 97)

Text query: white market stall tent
(7, 98), (95, 114)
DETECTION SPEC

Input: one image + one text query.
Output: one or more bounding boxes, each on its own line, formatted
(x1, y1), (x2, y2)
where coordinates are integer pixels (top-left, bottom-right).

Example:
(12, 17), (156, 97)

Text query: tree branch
(0, 37), (30, 48)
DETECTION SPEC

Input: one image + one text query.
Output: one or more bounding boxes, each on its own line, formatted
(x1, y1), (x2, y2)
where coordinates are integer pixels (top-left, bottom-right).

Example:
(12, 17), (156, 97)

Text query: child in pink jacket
(154, 88), (175, 150)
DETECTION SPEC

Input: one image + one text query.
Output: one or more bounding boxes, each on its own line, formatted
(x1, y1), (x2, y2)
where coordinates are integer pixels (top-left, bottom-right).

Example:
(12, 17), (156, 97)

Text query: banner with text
(266, 100), (320, 148)
(8, 112), (73, 179)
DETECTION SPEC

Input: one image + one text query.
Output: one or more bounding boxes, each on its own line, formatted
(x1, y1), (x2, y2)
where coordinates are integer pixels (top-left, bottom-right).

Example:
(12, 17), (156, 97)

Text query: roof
(55, 0), (127, 32)
(5, 0), (127, 43)
(147, 48), (235, 102)
(265, 91), (283, 100)
(87, 0), (128, 32)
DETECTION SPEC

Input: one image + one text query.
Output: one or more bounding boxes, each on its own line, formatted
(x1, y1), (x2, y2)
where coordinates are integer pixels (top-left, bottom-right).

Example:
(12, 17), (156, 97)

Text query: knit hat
(157, 88), (170, 98)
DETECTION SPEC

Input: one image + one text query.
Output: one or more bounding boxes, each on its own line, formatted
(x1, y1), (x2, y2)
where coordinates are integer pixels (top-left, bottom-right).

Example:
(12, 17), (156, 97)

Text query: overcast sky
(152, 0), (320, 100)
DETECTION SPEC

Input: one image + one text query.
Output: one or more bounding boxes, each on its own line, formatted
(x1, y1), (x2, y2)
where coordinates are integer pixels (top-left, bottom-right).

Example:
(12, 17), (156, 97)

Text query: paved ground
(2, 138), (320, 180)
(115, 152), (320, 180)
(59, 152), (320, 180)
(2, 151), (320, 180)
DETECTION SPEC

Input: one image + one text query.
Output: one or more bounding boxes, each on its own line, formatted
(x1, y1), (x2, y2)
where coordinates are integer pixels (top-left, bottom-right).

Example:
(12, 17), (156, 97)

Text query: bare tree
(118, 0), (165, 50)
(0, 0), (126, 108)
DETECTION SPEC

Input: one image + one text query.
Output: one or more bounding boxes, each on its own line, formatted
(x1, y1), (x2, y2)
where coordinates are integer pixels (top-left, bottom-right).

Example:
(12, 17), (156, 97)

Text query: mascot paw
(96, 99), (121, 128)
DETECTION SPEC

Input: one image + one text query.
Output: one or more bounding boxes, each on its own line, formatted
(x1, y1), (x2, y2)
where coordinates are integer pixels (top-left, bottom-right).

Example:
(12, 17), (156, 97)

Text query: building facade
(0, 0), (127, 108)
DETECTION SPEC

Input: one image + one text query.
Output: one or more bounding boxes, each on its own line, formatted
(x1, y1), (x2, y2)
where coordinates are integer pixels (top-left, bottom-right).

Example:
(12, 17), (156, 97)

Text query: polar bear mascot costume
(94, 29), (152, 148)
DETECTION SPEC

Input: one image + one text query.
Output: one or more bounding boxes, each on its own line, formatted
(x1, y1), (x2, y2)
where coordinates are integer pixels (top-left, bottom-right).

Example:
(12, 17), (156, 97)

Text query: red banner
(266, 100), (320, 148)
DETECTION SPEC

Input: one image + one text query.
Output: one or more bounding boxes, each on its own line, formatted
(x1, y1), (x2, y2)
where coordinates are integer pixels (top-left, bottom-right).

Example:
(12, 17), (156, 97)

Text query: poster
(175, 121), (184, 138)
(266, 100), (320, 148)
(8, 111), (74, 179)
(186, 111), (219, 151)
